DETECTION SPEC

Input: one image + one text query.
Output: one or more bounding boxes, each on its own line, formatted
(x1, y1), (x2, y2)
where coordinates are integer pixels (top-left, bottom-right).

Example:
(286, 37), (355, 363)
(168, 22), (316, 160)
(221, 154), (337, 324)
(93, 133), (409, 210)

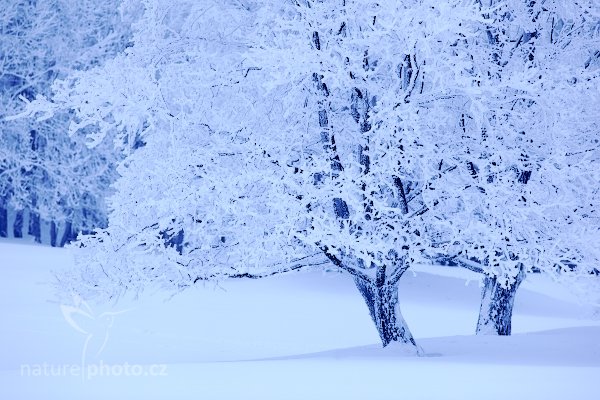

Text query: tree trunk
(0, 205), (7, 238)
(476, 265), (526, 335)
(13, 210), (24, 238)
(28, 211), (41, 243)
(59, 220), (73, 247)
(354, 277), (417, 349)
(50, 221), (57, 247)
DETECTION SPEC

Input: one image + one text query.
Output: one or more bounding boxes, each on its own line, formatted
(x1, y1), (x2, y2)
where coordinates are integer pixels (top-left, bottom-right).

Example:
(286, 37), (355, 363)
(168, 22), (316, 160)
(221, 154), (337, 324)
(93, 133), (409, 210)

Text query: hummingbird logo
(60, 294), (130, 371)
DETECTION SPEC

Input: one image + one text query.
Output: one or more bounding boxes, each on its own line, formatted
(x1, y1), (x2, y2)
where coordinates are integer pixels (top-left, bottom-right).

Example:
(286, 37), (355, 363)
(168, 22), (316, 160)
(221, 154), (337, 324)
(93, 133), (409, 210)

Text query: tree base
(354, 276), (418, 349)
(477, 265), (526, 335)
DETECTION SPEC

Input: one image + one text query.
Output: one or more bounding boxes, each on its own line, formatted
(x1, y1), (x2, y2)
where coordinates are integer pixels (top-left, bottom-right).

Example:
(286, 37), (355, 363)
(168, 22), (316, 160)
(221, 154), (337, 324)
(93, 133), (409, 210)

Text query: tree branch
(427, 253), (485, 274)
(190, 253), (329, 283)
(388, 261), (410, 286)
(228, 260), (329, 279)
(319, 245), (372, 284)
(406, 165), (457, 204)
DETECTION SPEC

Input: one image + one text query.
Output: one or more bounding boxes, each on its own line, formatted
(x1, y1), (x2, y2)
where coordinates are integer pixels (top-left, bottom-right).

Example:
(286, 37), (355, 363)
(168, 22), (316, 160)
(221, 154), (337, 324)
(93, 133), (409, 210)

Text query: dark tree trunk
(353, 276), (417, 348)
(50, 221), (57, 247)
(13, 210), (24, 238)
(59, 221), (73, 247)
(0, 205), (7, 238)
(476, 265), (526, 335)
(28, 211), (41, 243)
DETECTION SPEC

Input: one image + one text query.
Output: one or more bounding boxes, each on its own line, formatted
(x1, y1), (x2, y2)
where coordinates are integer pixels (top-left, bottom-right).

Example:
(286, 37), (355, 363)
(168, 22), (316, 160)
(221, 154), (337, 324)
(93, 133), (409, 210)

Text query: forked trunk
(354, 277), (417, 349)
(476, 265), (526, 335)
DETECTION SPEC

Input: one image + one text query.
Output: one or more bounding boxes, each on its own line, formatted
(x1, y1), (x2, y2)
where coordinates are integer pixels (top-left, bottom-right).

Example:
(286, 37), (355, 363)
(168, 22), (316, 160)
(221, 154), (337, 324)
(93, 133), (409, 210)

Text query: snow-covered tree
(52, 0), (452, 350)
(426, 0), (600, 334)
(0, 0), (134, 244)
(48, 0), (599, 349)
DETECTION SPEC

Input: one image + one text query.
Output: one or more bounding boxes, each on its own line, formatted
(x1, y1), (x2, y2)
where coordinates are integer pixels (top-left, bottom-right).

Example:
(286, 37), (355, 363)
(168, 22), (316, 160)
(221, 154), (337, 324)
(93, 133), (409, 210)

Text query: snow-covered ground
(1, 240), (599, 399)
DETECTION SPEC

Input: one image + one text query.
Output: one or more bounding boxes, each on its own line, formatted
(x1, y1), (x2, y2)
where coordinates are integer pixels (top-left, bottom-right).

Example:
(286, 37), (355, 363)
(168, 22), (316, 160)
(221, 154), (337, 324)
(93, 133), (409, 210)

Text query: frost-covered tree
(0, 0), (134, 244)
(45, 0), (599, 349)
(426, 0), (600, 335)
(50, 0), (465, 350)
